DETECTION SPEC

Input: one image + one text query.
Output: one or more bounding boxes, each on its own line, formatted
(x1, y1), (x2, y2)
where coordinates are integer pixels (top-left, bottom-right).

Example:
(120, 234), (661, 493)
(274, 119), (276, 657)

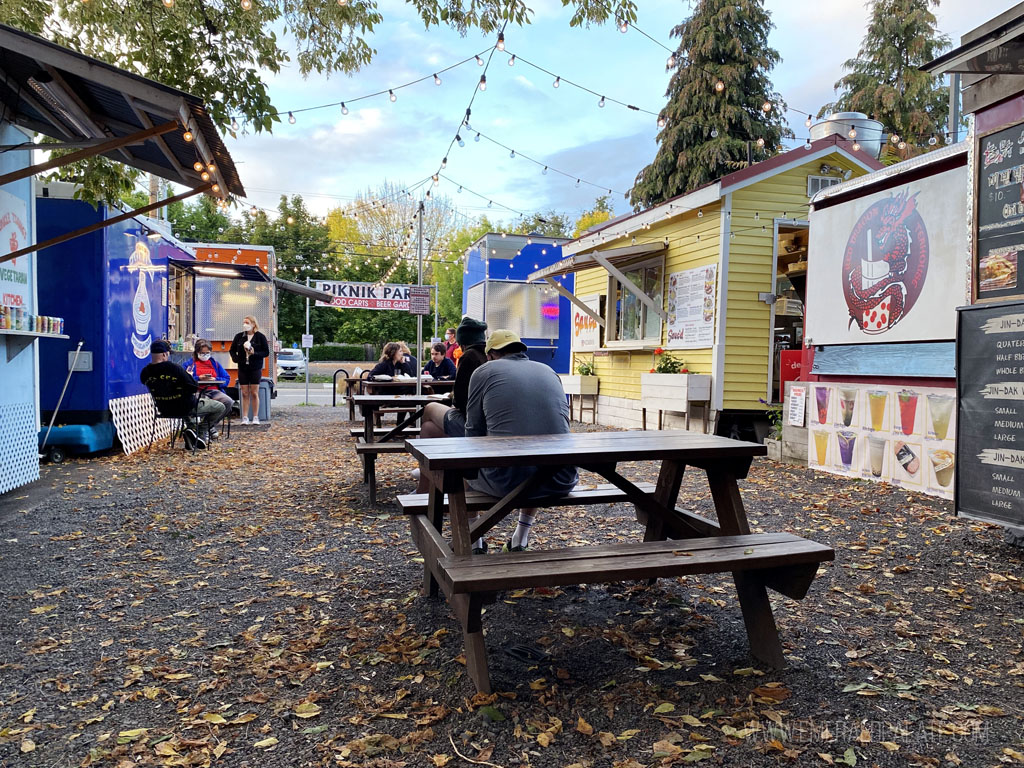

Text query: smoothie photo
(839, 387), (858, 427)
(867, 435), (886, 477)
(928, 449), (955, 488)
(815, 386), (830, 424)
(897, 389), (919, 436)
(837, 430), (857, 470)
(868, 390), (887, 431)
(927, 394), (954, 441)
(894, 441), (920, 477)
(813, 430), (829, 465)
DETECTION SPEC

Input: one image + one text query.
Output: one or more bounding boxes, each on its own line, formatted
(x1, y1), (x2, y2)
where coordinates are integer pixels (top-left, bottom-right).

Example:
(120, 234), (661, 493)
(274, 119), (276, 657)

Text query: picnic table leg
(367, 455), (378, 506)
(454, 592), (491, 693)
(645, 458), (686, 542)
(423, 469), (446, 597)
(707, 466), (786, 668)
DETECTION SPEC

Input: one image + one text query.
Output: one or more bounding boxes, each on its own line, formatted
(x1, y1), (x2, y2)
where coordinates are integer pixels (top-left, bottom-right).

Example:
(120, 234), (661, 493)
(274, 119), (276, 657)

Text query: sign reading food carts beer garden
(315, 281), (414, 310)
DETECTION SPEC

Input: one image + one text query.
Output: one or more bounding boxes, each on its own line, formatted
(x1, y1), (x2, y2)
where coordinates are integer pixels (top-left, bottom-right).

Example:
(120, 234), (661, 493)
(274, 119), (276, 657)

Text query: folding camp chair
(145, 381), (208, 454)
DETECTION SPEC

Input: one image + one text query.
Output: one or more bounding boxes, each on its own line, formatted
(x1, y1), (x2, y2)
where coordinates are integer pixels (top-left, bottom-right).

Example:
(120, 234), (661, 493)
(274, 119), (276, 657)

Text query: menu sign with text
(956, 302), (1024, 527)
(976, 122), (1024, 301)
(665, 264), (717, 349)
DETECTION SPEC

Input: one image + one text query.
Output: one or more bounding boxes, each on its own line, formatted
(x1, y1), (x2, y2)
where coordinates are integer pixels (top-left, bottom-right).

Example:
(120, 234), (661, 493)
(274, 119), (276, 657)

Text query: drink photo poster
(807, 382), (955, 500)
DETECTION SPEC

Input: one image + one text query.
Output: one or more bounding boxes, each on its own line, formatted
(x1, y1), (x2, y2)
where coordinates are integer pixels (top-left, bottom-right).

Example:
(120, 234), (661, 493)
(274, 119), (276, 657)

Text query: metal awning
(170, 258), (269, 282)
(527, 242), (665, 281)
(0, 23), (243, 196)
(273, 277), (328, 302)
(923, 10), (1024, 74)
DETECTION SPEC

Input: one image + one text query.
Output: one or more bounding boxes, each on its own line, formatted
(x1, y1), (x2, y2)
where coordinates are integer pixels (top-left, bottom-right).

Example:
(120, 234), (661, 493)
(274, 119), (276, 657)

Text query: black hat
(150, 340), (171, 354)
(456, 316), (487, 348)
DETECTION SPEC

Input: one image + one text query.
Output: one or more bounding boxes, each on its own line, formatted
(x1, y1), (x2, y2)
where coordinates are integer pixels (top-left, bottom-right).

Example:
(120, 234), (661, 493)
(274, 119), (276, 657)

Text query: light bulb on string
(666, 53), (677, 68)
(714, 80), (725, 93)
(162, 0), (173, 7)
(756, 137), (765, 148)
(657, 116), (666, 128)
(288, 111), (296, 124)
(201, 171), (210, 181)
(193, 161), (204, 172)
(207, 163), (215, 173)
(508, 55), (516, 66)
(456, 134), (464, 147)
(337, 0), (347, 5)
(898, 140), (907, 150)
(341, 102), (349, 115)
(241, 0), (251, 8)
(509, 149), (515, 158)
(542, 166), (548, 175)
(474, 132), (481, 142)
(389, 90), (397, 102)
(598, 96), (605, 108)
(848, 127), (857, 139)
(478, 75), (487, 91)
(287, 216), (295, 224)
(852, 141), (861, 152)
(553, 76), (560, 88)
(440, 157), (447, 169)
(803, 138), (812, 150)
(928, 135), (938, 146)
(487, 200), (492, 208)
(761, 101), (772, 113)
(497, 32), (505, 50)
(230, 118), (239, 131)
(805, 115), (812, 128)
(433, 73), (441, 86)
(710, 128), (719, 138)
(475, 55), (484, 66)
(619, 19), (628, 33)
(575, 179), (580, 188)
(183, 130), (193, 142)
(890, 133), (899, 144)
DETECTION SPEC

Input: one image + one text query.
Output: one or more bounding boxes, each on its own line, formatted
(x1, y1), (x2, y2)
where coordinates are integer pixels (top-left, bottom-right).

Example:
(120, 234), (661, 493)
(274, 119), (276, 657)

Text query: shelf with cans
(0, 307), (69, 362)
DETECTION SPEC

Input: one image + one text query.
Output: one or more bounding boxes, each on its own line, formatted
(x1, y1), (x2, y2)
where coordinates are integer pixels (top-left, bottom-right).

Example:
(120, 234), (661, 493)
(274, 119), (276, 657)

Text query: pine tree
(820, 0), (950, 158)
(630, 0), (787, 209)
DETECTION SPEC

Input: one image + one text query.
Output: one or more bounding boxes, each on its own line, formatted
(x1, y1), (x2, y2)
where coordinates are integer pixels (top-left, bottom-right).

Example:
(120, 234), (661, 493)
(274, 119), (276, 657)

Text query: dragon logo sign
(841, 190), (928, 335)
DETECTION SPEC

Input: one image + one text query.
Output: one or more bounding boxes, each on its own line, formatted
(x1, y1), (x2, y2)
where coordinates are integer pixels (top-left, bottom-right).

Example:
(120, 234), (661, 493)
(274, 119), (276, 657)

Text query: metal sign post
(304, 277), (310, 406)
(416, 200), (425, 396)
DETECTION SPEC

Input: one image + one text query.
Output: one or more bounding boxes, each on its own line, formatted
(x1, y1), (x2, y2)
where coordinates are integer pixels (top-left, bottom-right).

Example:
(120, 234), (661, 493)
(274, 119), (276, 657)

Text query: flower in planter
(652, 350), (686, 374)
(654, 347), (665, 355)
(650, 368), (656, 373)
(576, 361), (596, 376)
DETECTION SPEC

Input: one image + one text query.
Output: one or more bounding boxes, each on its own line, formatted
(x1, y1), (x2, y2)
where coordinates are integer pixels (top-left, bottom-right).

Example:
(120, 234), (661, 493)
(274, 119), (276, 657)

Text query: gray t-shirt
(465, 352), (578, 498)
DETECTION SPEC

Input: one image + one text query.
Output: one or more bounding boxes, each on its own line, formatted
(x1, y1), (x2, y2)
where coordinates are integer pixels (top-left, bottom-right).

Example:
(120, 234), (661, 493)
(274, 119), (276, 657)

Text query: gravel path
(1, 405), (1021, 768)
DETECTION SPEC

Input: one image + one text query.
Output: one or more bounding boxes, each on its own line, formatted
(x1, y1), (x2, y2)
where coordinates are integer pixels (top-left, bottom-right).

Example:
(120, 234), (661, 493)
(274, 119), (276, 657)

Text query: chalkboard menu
(956, 301), (1024, 527)
(976, 122), (1024, 301)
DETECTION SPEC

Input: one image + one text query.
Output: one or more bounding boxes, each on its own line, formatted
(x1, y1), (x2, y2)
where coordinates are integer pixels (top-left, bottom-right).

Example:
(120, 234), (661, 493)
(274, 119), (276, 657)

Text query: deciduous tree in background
(630, 0), (788, 209)
(819, 0), (950, 160)
(573, 195), (614, 237)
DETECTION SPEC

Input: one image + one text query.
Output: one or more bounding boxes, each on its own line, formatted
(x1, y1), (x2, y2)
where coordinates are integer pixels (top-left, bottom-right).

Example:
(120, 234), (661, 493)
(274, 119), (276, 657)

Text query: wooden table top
(405, 430), (765, 470)
(352, 393), (448, 407)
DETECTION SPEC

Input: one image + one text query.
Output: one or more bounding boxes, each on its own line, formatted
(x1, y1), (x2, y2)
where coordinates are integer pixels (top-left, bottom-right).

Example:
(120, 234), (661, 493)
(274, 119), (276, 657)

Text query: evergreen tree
(630, 0), (787, 209)
(820, 0), (950, 159)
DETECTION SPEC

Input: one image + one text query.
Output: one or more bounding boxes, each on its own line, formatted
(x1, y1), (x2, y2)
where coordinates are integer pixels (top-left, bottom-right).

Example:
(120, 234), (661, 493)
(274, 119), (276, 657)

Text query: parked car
(277, 348), (307, 379)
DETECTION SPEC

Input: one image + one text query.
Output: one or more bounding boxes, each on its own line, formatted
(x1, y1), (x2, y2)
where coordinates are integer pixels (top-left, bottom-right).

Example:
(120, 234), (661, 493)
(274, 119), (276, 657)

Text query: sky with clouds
(225, 0), (1009, 226)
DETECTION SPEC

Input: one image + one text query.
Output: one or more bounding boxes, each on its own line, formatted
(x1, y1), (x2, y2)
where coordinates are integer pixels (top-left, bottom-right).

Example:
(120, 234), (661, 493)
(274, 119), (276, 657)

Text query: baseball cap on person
(485, 329), (527, 354)
(150, 340), (171, 354)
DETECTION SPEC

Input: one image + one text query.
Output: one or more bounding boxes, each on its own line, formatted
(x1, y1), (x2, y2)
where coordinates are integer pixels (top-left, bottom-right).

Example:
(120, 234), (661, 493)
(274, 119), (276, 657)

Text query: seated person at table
(422, 342), (456, 380)
(369, 342), (414, 393)
(413, 317), (489, 492)
(398, 341), (418, 377)
(141, 340), (227, 449)
(464, 329), (578, 553)
(184, 339), (232, 435)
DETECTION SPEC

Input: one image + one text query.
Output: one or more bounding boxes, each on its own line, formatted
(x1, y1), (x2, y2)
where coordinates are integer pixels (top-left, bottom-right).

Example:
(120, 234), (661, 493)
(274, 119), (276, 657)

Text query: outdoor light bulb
(389, 90), (397, 102)
(288, 111), (296, 124)
(441, 157), (447, 169)
(848, 127), (857, 139)
(619, 20), (628, 33)
(553, 76), (560, 88)
(697, 209), (703, 218)
(527, 238), (532, 245)
(457, 186), (462, 193)
(433, 73), (441, 85)
(497, 32), (505, 50)
(207, 163), (215, 173)
(542, 166), (548, 175)
(287, 216), (295, 224)
(714, 80), (725, 93)
(476, 55), (484, 66)
(658, 116), (666, 128)
(575, 179), (580, 187)
(598, 96), (606, 108)
(852, 141), (861, 152)
(508, 55), (516, 66)
(666, 53), (677, 68)
(162, 0), (173, 7)
(510, 149), (515, 158)
(710, 128), (719, 138)
(230, 118), (239, 131)
(756, 137), (765, 147)
(487, 200), (492, 208)
(211, 184), (220, 193)
(240, 0), (251, 8)
(890, 133), (899, 144)
(193, 161), (204, 172)
(928, 135), (938, 146)
(534, 264), (539, 269)
(761, 101), (772, 113)
(805, 115), (812, 128)
(478, 75), (487, 91)
(898, 140), (907, 150)
(201, 171), (210, 181)
(432, 174), (439, 185)
(754, 211), (759, 220)
(183, 130), (193, 142)
(456, 134), (464, 147)
(474, 132), (481, 142)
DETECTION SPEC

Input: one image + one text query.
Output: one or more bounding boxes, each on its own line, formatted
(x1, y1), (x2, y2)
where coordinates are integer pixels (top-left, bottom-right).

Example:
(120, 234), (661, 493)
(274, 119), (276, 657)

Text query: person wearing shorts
(230, 315), (269, 424)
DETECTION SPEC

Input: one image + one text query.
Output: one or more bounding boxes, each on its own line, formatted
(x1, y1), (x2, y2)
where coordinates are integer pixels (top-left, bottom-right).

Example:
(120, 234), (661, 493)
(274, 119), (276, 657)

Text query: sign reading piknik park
(315, 281), (414, 310)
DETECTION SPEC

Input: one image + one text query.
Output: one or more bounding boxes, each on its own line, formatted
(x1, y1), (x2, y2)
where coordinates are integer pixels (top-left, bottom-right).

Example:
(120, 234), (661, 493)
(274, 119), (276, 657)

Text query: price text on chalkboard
(976, 122), (1024, 301)
(956, 302), (1024, 527)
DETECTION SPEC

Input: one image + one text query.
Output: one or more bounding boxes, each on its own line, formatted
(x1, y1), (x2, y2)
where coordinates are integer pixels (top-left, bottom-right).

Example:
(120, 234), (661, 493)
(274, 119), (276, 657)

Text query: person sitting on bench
(422, 342), (456, 380)
(463, 329), (578, 553)
(141, 340), (227, 449)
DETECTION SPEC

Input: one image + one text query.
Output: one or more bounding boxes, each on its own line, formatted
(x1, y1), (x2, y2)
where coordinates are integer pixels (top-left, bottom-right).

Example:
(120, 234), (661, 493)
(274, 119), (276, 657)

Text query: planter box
(559, 374), (599, 396)
(640, 373), (712, 413)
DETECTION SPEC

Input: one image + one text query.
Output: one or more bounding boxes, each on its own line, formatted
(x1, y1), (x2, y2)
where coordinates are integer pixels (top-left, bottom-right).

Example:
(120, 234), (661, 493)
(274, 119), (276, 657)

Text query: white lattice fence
(0, 402), (40, 493)
(110, 394), (171, 455)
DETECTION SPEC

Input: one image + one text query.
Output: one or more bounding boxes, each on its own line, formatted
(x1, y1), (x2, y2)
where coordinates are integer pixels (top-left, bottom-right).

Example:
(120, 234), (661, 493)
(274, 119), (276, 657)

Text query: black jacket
(140, 360), (198, 418)
(369, 358), (404, 378)
(230, 331), (269, 370)
(453, 346), (487, 414)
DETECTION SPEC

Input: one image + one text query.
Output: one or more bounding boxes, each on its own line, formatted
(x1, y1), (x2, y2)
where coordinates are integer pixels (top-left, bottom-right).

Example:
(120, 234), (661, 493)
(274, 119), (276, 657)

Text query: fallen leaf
(536, 732), (553, 747)
(253, 737), (278, 748)
(293, 702), (321, 719)
(576, 716), (593, 735)
(431, 755), (452, 767)
(230, 713), (258, 725)
(202, 713), (227, 724)
(654, 703), (675, 714)
(20, 739), (35, 753)
(880, 742), (900, 752)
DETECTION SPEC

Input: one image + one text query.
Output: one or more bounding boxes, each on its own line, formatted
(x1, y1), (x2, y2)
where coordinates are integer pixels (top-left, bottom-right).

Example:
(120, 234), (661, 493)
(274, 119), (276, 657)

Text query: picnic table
(351, 393), (447, 504)
(400, 430), (834, 693)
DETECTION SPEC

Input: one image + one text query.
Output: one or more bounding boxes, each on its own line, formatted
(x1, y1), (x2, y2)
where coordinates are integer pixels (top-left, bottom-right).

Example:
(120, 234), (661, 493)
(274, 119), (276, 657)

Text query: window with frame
(605, 257), (664, 345)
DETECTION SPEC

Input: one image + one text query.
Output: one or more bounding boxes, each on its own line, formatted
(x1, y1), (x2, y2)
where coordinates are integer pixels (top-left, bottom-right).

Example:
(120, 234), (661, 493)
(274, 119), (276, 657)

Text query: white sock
(470, 516), (485, 551)
(511, 511), (536, 549)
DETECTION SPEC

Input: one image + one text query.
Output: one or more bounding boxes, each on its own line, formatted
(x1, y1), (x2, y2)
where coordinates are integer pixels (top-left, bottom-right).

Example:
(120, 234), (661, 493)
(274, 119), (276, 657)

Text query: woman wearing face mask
(185, 339), (233, 436)
(230, 316), (269, 424)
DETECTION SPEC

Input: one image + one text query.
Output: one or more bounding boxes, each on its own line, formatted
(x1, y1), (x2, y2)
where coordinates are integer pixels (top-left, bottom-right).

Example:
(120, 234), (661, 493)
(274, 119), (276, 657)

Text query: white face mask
(242, 323), (252, 332)
(198, 353), (211, 362)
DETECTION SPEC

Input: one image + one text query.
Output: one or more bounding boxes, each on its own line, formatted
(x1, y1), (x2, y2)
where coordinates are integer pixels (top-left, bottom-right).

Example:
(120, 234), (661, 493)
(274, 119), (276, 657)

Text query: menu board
(807, 381), (956, 501)
(666, 264), (717, 349)
(976, 122), (1024, 301)
(956, 302), (1024, 527)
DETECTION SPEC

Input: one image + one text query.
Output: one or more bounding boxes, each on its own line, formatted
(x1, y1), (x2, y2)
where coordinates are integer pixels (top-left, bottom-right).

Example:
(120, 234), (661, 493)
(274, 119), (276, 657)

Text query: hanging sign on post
(301, 334), (314, 348)
(408, 286), (431, 315)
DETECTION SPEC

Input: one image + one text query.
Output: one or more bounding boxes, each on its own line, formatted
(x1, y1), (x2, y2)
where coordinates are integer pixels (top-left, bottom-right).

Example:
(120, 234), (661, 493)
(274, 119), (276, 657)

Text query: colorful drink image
(867, 435), (886, 478)
(897, 389), (919, 436)
(837, 430), (857, 470)
(815, 386), (831, 424)
(927, 394), (954, 440)
(894, 441), (920, 477)
(813, 430), (829, 466)
(838, 387), (858, 427)
(928, 449), (955, 488)
(868, 390), (887, 431)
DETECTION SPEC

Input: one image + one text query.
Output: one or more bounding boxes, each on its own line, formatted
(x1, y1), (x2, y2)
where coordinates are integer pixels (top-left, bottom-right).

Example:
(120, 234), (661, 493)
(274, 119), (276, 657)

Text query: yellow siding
(572, 204), (721, 401)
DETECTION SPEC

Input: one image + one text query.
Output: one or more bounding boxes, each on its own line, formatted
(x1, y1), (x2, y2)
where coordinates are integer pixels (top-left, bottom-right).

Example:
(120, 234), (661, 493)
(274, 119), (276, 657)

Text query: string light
(804, 138), (812, 150)
(805, 115), (812, 128)
(456, 134), (464, 147)
(848, 127), (857, 139)
(898, 140), (907, 150)
(474, 132), (480, 142)
(182, 130), (193, 142)
(433, 73), (441, 86)
(497, 32), (505, 51)
(553, 76), (560, 88)
(542, 166), (548, 175)
(286, 216), (295, 224)
(475, 55), (484, 66)
(756, 137), (765, 147)
(598, 96), (606, 108)
(288, 111), (296, 124)
(508, 55), (516, 66)
(341, 102), (349, 115)
(389, 89), (397, 102)
(193, 161), (203, 172)
(440, 157), (447, 169)
(761, 101), (772, 113)
(852, 141), (861, 152)
(714, 80), (725, 93)
(478, 75), (487, 91)
(509, 149), (515, 158)
(241, 0), (251, 8)
(230, 118), (239, 131)
(657, 116), (666, 128)
(928, 135), (937, 146)
(666, 53), (677, 69)
(162, 0), (173, 7)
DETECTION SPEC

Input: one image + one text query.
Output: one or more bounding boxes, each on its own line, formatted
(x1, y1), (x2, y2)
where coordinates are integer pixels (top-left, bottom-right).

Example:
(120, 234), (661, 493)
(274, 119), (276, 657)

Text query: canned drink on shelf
(58, 318), (64, 335)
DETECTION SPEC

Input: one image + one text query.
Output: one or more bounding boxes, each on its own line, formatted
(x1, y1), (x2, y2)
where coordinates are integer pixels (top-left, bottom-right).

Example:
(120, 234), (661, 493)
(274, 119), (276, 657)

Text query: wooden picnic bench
(402, 430), (834, 693)
(352, 393), (446, 505)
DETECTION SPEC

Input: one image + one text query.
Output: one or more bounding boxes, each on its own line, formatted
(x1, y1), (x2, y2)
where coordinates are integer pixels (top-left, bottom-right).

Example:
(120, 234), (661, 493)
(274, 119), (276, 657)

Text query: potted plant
(560, 359), (599, 396)
(641, 348), (712, 409)
(760, 398), (783, 460)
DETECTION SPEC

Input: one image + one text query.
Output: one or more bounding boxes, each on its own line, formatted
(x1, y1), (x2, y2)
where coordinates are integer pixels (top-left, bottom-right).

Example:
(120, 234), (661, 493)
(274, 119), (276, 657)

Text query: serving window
(605, 256), (664, 346)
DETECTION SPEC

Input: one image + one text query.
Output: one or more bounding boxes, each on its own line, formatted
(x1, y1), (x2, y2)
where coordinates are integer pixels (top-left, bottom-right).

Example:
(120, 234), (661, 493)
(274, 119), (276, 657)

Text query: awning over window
(812, 342), (955, 379)
(170, 258), (269, 283)
(527, 242), (665, 281)
(273, 277), (328, 302)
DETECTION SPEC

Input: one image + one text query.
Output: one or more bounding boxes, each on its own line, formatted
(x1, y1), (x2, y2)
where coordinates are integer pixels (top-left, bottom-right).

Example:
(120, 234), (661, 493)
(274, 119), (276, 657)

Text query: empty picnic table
(351, 393), (447, 504)
(401, 430), (834, 693)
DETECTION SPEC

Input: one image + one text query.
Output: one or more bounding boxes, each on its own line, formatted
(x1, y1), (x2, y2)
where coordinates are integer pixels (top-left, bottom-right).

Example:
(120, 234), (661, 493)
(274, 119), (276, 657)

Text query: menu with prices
(976, 121), (1024, 301)
(666, 264), (717, 350)
(956, 302), (1024, 527)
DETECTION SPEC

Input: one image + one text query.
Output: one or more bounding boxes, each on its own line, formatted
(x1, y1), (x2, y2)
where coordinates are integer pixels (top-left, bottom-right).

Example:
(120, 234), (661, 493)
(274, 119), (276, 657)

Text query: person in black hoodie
(229, 315), (269, 425)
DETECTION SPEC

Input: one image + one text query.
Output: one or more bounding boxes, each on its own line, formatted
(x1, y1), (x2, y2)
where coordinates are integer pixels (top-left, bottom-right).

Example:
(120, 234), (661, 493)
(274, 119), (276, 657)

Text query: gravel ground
(1, 405), (1022, 768)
